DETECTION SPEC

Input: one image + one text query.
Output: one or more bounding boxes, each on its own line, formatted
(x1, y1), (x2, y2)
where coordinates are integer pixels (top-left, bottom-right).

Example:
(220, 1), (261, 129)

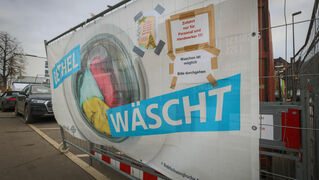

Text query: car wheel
(1, 103), (5, 112)
(24, 105), (34, 124)
(14, 104), (19, 116)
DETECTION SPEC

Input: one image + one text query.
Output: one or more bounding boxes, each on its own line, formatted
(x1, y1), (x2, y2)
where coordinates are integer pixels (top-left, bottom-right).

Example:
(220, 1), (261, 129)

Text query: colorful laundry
(90, 56), (119, 108)
(83, 97), (111, 135)
(79, 69), (104, 107)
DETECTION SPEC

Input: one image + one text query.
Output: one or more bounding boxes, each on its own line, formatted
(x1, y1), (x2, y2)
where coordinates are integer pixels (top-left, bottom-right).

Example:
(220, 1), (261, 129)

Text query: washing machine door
(73, 33), (140, 141)
(61, 24), (166, 163)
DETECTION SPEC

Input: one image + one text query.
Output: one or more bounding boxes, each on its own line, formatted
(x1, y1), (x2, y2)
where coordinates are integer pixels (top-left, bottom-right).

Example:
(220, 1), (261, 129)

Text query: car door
(17, 86), (29, 113)
(21, 86), (31, 113)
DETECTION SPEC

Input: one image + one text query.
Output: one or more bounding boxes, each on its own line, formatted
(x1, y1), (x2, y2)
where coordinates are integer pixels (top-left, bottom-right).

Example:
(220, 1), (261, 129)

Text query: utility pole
(292, 11), (302, 101)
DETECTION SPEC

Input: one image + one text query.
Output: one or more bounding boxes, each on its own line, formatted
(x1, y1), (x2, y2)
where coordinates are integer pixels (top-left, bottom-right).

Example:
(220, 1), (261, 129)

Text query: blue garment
(79, 69), (104, 107)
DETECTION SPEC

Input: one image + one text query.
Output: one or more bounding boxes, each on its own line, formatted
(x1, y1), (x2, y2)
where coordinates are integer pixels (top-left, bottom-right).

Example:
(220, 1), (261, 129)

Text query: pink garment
(90, 56), (119, 108)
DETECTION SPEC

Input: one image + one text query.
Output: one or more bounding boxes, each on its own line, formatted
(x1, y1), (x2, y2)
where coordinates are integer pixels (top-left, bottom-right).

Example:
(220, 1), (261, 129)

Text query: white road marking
(76, 154), (90, 158)
(39, 127), (60, 130)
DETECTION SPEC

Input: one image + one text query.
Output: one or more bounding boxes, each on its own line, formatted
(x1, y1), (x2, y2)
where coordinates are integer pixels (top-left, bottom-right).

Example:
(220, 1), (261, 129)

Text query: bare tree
(0, 32), (24, 91)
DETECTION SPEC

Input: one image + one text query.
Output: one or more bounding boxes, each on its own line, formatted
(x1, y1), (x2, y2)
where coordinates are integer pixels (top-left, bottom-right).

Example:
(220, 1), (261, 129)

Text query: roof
(13, 76), (49, 84)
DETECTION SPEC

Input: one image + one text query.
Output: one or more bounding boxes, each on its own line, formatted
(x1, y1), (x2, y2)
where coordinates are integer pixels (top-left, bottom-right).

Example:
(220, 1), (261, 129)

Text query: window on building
(45, 69), (49, 77)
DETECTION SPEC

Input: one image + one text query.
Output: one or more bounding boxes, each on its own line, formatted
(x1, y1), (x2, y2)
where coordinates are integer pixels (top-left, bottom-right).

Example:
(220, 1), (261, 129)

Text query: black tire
(14, 103), (19, 116)
(1, 103), (5, 112)
(24, 105), (34, 124)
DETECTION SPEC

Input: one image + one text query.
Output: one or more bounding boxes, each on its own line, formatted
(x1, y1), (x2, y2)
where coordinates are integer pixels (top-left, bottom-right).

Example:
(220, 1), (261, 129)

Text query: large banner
(46, 0), (259, 179)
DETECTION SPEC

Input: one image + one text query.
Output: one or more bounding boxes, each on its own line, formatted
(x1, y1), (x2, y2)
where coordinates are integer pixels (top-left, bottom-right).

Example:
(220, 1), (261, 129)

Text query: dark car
(0, 91), (20, 111)
(15, 84), (53, 123)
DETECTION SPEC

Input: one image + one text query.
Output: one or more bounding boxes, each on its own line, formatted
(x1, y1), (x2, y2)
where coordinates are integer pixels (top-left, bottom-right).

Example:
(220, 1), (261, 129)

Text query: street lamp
(292, 11), (302, 101)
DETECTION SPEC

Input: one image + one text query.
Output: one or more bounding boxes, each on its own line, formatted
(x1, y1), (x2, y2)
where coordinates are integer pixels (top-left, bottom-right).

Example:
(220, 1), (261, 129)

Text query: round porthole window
(71, 33), (143, 142)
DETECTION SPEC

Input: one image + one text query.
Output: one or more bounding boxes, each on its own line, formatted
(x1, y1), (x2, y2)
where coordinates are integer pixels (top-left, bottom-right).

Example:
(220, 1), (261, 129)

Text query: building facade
(21, 54), (48, 78)
(258, 0), (275, 102)
(8, 54), (49, 89)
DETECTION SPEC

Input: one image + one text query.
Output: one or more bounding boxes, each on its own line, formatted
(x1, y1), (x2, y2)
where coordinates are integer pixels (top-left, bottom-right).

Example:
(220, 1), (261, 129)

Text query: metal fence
(257, 0), (319, 179)
(259, 90), (318, 180)
(59, 125), (169, 180)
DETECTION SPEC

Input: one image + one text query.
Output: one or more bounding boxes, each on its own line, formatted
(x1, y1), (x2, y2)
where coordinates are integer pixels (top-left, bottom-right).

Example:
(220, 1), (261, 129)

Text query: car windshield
(6, 92), (19, 96)
(31, 86), (51, 94)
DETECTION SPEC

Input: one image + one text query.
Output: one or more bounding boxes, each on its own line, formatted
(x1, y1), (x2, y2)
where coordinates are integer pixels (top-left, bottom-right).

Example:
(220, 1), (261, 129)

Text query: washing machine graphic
(59, 24), (168, 163)
(69, 32), (148, 143)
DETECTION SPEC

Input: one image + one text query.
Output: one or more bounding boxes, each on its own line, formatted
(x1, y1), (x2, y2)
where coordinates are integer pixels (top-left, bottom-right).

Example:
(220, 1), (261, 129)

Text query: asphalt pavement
(0, 112), (128, 180)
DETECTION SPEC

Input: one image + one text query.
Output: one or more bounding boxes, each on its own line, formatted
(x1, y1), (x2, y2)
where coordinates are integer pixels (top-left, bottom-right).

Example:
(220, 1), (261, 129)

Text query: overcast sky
(269, 0), (314, 61)
(0, 0), (119, 57)
(0, 0), (315, 60)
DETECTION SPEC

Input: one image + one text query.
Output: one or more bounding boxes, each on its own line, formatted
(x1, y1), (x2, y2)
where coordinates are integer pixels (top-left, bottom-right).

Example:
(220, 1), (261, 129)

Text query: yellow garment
(82, 97), (111, 136)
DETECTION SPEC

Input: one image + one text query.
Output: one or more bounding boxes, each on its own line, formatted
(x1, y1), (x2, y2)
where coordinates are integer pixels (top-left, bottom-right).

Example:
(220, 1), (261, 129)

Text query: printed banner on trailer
(45, 0), (259, 179)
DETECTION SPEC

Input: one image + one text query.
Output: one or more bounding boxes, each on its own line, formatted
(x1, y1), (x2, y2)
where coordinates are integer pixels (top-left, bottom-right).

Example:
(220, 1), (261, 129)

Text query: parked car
(0, 91), (20, 111)
(15, 84), (53, 123)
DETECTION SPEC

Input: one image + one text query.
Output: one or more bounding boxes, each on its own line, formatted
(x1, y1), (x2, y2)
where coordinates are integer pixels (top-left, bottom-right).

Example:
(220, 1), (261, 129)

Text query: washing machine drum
(72, 34), (141, 139)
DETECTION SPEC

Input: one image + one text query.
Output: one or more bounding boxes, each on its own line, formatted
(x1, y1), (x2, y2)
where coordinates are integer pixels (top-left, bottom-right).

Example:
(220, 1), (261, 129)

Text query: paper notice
(138, 16), (156, 49)
(260, 114), (274, 140)
(171, 13), (209, 50)
(173, 50), (215, 83)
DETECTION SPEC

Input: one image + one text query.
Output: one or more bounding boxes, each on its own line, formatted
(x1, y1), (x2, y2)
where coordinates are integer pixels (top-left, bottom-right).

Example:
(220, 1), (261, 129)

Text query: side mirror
(19, 91), (26, 96)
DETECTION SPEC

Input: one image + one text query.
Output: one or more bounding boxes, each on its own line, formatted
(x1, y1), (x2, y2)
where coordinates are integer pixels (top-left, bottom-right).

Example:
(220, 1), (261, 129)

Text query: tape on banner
(169, 63), (174, 74)
(203, 46), (220, 56)
(207, 5), (216, 47)
(175, 44), (202, 54)
(179, 12), (195, 20)
(165, 20), (175, 61)
(211, 57), (218, 69)
(184, 44), (200, 52)
(167, 51), (176, 61)
(175, 43), (220, 55)
(206, 73), (218, 87)
(134, 11), (143, 22)
(170, 76), (178, 89)
(154, 4), (165, 15)
(132, 46), (145, 57)
(154, 40), (165, 55)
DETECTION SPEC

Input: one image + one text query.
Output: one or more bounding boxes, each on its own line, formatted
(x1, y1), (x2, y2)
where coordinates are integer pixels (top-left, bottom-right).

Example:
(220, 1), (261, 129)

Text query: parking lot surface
(0, 112), (128, 180)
